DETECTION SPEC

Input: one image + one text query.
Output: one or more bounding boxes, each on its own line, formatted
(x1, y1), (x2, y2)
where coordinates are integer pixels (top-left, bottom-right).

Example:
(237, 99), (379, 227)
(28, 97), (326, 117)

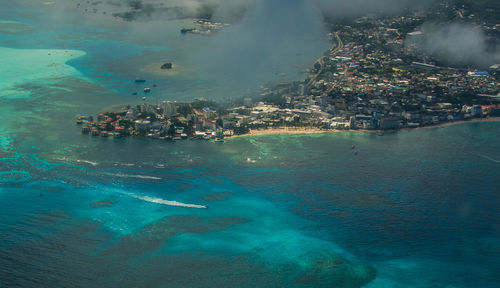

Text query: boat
(144, 88), (151, 93)
(135, 79), (146, 83)
(181, 28), (195, 34)
(81, 126), (90, 134)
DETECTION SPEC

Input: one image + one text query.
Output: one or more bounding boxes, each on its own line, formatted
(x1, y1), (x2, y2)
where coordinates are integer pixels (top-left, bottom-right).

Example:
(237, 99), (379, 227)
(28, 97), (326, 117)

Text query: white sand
(0, 46), (87, 98)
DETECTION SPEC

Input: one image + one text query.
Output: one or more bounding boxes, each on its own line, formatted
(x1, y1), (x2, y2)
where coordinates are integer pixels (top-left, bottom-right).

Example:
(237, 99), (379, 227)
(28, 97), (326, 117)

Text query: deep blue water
(1, 1), (500, 287)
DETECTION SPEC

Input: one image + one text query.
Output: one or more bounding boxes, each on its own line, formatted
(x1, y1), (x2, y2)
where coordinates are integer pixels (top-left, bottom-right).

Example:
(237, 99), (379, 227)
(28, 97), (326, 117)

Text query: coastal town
(77, 3), (500, 140)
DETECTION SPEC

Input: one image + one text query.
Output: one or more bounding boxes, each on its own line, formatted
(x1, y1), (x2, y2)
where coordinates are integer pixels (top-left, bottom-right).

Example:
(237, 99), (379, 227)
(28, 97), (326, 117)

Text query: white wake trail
(131, 194), (207, 209)
(102, 173), (162, 180)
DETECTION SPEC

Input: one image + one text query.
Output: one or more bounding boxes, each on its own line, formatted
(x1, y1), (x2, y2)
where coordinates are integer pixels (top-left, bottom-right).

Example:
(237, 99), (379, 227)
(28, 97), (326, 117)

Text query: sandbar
(0, 46), (87, 96)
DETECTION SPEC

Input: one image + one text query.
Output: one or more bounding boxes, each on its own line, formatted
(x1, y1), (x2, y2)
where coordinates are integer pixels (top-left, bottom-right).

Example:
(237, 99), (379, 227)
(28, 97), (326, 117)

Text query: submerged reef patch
(90, 200), (113, 208)
(103, 215), (248, 256)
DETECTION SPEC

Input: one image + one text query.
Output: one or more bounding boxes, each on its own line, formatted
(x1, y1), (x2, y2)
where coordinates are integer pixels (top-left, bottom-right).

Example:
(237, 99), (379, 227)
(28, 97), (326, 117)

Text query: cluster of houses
(78, 101), (231, 141)
(233, 10), (499, 131)
(78, 6), (499, 138)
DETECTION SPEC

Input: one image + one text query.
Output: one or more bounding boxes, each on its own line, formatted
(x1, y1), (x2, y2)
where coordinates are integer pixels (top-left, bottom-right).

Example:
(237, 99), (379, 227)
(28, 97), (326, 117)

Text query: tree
(177, 104), (193, 116)
(314, 62), (321, 71)
(234, 126), (250, 135)
(184, 120), (194, 136)
(262, 94), (286, 107)
(216, 118), (224, 128)
(167, 124), (176, 136)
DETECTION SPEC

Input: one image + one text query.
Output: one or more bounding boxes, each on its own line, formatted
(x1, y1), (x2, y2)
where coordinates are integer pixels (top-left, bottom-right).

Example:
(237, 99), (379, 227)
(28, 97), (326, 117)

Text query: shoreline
(230, 117), (500, 138)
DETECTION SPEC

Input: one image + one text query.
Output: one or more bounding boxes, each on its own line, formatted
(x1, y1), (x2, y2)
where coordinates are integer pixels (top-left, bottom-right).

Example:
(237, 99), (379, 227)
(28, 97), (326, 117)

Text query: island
(160, 62), (173, 70)
(77, 4), (499, 141)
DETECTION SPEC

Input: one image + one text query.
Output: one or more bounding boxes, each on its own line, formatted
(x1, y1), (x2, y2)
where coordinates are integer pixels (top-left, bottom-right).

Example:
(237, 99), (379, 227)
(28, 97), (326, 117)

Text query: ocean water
(1, 2), (500, 288)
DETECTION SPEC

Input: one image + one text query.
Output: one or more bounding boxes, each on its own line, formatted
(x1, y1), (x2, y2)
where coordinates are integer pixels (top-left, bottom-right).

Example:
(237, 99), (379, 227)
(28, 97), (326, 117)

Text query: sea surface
(1, 1), (499, 288)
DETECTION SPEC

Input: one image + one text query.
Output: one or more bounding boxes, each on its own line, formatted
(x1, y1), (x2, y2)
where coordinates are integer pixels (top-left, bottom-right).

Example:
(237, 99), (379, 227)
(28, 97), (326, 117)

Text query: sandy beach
(231, 117), (500, 138)
(231, 126), (373, 138)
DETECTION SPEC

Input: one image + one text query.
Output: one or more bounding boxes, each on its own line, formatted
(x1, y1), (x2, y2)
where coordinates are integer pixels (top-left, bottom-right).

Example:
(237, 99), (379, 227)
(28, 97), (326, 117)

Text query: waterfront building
(135, 119), (151, 132)
(125, 107), (137, 119)
(462, 105), (483, 117)
(379, 117), (400, 130)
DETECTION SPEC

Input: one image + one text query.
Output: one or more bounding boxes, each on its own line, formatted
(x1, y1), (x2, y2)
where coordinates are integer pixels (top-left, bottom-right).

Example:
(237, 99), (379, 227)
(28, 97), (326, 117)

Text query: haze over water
(1, 1), (499, 287)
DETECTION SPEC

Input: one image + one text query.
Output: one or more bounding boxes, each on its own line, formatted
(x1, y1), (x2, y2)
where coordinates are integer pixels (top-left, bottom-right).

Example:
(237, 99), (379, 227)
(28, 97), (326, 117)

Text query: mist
(30, 0), (499, 100)
(316, 0), (434, 18)
(188, 0), (329, 92)
(71, 0), (437, 22)
(406, 22), (500, 67)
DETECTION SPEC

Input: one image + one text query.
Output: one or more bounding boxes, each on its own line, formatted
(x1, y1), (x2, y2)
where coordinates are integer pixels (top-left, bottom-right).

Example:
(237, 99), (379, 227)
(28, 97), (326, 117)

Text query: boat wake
(477, 154), (500, 163)
(131, 194), (207, 209)
(76, 159), (98, 166)
(102, 173), (162, 180)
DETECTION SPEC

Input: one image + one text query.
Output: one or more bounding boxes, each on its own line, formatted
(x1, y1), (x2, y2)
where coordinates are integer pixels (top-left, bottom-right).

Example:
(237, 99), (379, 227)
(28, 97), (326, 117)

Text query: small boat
(144, 88), (151, 93)
(181, 28), (195, 34)
(76, 119), (83, 125)
(351, 144), (355, 149)
(135, 79), (146, 83)
(81, 126), (90, 134)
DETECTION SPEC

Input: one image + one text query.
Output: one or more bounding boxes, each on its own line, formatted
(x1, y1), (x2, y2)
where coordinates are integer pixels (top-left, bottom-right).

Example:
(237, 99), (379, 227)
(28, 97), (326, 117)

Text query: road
(307, 32), (343, 87)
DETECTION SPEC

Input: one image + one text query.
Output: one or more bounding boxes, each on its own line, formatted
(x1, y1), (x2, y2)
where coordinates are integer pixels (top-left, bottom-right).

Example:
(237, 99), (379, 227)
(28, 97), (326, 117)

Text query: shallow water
(1, 2), (499, 288)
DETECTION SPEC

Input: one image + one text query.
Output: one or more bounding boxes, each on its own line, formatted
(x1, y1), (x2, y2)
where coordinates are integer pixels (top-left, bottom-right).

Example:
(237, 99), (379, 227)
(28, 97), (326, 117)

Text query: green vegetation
(262, 94), (286, 107)
(176, 104), (193, 117)
(191, 99), (216, 110)
(455, 0), (499, 24)
(233, 125), (249, 135)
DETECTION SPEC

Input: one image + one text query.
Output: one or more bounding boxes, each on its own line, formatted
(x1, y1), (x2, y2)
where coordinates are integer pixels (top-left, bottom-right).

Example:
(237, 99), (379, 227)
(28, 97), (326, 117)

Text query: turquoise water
(1, 2), (500, 287)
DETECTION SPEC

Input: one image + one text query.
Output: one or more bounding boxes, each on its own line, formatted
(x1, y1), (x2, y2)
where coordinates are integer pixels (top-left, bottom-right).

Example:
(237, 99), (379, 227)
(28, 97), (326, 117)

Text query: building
(379, 117), (400, 130)
(162, 102), (177, 118)
(125, 107), (137, 119)
(462, 105), (482, 117)
(135, 119), (151, 132)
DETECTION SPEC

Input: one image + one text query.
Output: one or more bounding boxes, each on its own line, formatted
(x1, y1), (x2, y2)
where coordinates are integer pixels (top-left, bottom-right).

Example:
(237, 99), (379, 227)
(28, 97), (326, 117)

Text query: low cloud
(406, 22), (499, 67)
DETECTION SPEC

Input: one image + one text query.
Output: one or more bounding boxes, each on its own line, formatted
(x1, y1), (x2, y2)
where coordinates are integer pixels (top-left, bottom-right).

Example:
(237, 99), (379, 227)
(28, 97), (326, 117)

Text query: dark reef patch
(103, 215), (248, 256)
(202, 192), (232, 201)
(90, 200), (113, 208)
